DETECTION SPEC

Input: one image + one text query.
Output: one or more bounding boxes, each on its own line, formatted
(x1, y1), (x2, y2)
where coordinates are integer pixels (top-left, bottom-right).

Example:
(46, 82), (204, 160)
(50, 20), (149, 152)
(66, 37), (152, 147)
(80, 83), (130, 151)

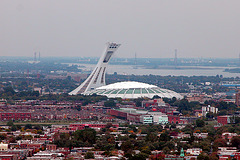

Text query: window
(103, 51), (114, 63)
(147, 89), (155, 93)
(142, 89), (148, 94)
(118, 89), (127, 94)
(134, 89), (141, 94)
(126, 89), (134, 94)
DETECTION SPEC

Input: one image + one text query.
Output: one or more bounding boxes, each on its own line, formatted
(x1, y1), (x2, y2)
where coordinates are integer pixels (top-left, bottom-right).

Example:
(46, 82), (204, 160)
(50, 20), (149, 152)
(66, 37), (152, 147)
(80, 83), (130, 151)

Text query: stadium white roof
(85, 81), (183, 99)
(97, 81), (157, 89)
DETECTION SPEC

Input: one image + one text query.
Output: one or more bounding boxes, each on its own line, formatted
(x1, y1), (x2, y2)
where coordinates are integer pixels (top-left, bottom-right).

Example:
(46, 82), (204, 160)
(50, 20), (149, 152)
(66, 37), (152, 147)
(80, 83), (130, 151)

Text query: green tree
(0, 134), (7, 140)
(121, 140), (134, 153)
(74, 128), (96, 145)
(76, 105), (81, 111)
(3, 86), (15, 95)
(162, 146), (170, 154)
(213, 138), (227, 151)
(7, 120), (14, 126)
(146, 132), (158, 142)
(196, 119), (205, 127)
(175, 99), (191, 112)
(11, 125), (17, 131)
(25, 124), (32, 129)
(209, 153), (218, 160)
(130, 153), (149, 160)
(159, 132), (171, 142)
(197, 153), (209, 160)
(84, 152), (94, 159)
(104, 100), (116, 107)
(33, 125), (42, 130)
(54, 133), (72, 148)
(231, 136), (240, 149)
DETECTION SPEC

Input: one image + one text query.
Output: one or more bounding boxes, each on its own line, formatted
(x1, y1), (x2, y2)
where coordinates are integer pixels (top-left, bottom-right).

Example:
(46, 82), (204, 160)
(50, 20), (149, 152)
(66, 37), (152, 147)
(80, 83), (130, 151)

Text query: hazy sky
(1, 0), (240, 58)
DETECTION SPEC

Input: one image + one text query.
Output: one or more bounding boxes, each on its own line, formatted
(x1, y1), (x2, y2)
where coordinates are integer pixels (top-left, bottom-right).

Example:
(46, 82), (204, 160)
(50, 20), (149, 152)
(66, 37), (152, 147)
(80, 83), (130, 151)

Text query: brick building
(69, 123), (119, 130)
(217, 116), (231, 125)
(0, 112), (31, 121)
(46, 144), (57, 151)
(168, 115), (180, 124)
(107, 109), (128, 119)
(236, 91), (240, 107)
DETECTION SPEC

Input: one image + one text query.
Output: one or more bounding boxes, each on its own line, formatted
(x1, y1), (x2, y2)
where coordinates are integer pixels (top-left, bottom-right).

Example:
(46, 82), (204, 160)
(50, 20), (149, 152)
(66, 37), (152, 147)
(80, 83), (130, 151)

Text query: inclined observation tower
(69, 42), (121, 95)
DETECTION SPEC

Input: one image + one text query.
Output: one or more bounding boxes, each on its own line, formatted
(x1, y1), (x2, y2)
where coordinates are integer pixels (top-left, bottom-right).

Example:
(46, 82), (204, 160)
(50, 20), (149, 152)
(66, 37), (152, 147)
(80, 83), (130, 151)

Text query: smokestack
(174, 49), (178, 69)
(239, 53), (240, 67)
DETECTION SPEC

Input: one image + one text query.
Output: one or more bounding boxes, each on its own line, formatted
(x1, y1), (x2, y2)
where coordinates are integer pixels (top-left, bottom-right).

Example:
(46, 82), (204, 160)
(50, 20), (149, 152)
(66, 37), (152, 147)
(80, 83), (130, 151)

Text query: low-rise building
(217, 116), (232, 125)
(193, 133), (208, 139)
(148, 112), (168, 124)
(140, 115), (153, 124)
(186, 148), (202, 156)
(0, 112), (31, 121)
(69, 123), (119, 131)
(0, 143), (8, 151)
(222, 132), (238, 141)
(218, 147), (238, 160)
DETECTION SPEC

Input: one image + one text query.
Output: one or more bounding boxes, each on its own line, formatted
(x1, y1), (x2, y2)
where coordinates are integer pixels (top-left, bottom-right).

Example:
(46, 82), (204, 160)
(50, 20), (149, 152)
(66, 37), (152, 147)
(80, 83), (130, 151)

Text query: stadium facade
(85, 81), (182, 99)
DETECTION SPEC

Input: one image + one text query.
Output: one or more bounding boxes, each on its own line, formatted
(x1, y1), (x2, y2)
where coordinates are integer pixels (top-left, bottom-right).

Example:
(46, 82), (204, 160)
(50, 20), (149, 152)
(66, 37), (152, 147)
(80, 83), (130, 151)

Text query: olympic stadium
(85, 81), (182, 99)
(69, 42), (183, 99)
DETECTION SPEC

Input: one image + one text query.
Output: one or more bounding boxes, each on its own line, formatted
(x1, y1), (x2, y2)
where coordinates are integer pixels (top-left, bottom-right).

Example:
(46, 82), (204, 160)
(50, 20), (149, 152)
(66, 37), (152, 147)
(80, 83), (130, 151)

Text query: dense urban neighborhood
(0, 59), (240, 159)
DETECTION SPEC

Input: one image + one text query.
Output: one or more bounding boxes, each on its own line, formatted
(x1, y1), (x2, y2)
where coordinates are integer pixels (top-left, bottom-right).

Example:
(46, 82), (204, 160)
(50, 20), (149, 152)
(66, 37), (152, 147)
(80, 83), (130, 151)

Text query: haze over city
(1, 0), (240, 58)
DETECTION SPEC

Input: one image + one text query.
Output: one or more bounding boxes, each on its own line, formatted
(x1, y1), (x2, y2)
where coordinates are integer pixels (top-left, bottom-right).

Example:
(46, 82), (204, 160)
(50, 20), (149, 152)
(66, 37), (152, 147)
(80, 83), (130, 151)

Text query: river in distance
(66, 63), (240, 77)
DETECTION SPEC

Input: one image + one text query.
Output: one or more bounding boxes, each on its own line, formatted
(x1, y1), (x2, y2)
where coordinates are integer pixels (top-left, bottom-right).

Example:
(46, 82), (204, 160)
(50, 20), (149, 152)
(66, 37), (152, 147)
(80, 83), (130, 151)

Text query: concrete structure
(69, 42), (121, 95)
(70, 43), (182, 99)
(86, 81), (183, 99)
(158, 115), (169, 124)
(140, 115), (153, 124)
(148, 112), (168, 124)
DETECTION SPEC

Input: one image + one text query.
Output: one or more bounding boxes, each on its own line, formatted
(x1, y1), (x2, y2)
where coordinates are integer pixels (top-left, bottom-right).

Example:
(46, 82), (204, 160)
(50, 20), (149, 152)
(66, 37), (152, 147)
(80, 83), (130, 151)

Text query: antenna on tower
(133, 53), (138, 69)
(174, 49), (178, 69)
(134, 53), (137, 65)
(34, 52), (37, 62)
(238, 53), (240, 67)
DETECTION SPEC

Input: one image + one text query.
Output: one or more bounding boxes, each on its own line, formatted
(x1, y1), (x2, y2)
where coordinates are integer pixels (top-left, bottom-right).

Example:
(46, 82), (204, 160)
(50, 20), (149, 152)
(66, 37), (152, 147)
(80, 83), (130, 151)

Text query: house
(186, 148), (202, 156)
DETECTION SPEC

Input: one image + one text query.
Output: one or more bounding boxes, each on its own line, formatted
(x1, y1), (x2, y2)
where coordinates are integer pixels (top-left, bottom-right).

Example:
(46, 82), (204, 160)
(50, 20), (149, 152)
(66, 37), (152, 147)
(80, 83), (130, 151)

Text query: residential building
(202, 105), (218, 117)
(0, 112), (31, 121)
